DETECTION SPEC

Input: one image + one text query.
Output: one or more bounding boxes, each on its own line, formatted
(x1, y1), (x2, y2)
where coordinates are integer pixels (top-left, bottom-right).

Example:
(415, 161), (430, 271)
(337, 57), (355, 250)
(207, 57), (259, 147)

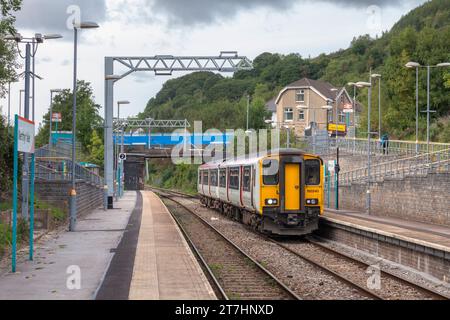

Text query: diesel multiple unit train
(198, 149), (324, 236)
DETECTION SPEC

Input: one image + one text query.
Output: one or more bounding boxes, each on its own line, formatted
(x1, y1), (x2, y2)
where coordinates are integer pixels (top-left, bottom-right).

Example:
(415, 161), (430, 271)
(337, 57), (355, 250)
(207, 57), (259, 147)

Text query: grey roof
(285, 78), (339, 100)
(265, 97), (277, 112)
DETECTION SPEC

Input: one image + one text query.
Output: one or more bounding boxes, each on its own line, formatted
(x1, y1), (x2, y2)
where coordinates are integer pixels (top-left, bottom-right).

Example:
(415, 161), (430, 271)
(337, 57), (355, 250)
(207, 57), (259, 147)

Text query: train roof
(199, 148), (321, 169)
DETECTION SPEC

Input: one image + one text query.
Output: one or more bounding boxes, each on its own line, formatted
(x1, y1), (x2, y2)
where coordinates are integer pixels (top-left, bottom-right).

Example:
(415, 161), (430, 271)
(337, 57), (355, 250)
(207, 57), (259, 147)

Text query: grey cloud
(149, 0), (414, 26)
(14, 0), (106, 36)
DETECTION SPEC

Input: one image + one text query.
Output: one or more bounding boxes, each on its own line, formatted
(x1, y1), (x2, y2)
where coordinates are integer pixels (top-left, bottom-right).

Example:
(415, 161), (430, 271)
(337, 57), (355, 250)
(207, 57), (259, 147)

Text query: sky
(0, 0), (427, 131)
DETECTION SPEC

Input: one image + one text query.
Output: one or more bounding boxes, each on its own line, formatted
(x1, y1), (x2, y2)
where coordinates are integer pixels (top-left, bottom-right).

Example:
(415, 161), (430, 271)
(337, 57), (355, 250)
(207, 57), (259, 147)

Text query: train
(198, 148), (324, 236)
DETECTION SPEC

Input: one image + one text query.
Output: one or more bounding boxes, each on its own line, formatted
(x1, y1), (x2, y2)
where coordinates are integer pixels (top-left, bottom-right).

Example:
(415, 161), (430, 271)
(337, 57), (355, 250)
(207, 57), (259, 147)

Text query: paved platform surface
(0, 192), (137, 300)
(323, 209), (450, 252)
(97, 191), (216, 300)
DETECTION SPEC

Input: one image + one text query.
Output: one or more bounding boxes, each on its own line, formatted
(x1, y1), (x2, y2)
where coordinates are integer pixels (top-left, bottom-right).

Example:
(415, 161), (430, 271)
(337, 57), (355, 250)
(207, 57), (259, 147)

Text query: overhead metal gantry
(104, 52), (253, 205)
(113, 118), (190, 133)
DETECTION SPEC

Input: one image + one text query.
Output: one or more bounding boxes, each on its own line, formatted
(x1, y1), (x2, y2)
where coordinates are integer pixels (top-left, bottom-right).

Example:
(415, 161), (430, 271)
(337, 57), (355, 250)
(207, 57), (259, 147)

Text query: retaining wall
(329, 173), (450, 226)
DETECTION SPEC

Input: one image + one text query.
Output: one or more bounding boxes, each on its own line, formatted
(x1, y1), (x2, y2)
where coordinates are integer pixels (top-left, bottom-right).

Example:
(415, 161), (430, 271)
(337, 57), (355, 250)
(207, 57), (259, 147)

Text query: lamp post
(371, 74), (382, 139)
(347, 82), (358, 153)
(355, 81), (372, 214)
(246, 94), (250, 132)
(69, 21), (99, 232)
(49, 89), (63, 146)
(116, 100), (130, 199)
(405, 61), (450, 154)
(5, 32), (62, 219)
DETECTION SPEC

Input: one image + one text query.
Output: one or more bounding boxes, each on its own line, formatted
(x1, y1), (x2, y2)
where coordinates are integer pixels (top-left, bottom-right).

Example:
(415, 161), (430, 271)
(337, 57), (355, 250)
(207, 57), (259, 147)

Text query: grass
(0, 218), (28, 259)
(35, 200), (65, 221)
(0, 201), (12, 211)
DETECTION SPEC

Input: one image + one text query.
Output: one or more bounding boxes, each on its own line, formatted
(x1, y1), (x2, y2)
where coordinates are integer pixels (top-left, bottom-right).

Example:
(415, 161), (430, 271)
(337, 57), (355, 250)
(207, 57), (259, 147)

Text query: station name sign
(17, 116), (35, 154)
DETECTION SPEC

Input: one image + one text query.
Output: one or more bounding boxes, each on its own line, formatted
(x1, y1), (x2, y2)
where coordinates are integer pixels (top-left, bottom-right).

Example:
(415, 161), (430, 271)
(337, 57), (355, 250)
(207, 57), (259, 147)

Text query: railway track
(159, 192), (300, 300)
(149, 187), (449, 300)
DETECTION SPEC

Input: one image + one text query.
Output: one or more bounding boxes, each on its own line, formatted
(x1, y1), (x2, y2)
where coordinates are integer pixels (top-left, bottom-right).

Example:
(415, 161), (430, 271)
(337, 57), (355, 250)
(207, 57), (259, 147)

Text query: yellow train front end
(258, 150), (324, 236)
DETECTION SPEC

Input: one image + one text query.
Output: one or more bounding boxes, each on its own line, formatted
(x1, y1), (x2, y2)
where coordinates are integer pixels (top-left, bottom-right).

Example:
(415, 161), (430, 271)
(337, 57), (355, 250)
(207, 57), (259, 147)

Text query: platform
(96, 191), (216, 300)
(322, 209), (450, 253)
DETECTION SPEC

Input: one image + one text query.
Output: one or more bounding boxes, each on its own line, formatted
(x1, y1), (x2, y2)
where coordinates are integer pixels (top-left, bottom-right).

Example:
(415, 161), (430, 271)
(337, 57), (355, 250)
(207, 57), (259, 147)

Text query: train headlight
(265, 199), (278, 206)
(306, 199), (319, 205)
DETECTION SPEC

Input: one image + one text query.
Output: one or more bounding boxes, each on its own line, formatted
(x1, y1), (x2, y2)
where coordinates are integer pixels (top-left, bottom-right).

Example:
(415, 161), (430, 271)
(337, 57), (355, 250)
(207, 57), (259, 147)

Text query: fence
(338, 148), (450, 186)
(34, 143), (103, 187)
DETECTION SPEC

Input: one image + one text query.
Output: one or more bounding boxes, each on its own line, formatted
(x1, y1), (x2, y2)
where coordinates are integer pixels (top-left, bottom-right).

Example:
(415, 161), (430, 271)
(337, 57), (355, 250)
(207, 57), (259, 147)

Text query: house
(264, 97), (277, 126)
(268, 78), (361, 137)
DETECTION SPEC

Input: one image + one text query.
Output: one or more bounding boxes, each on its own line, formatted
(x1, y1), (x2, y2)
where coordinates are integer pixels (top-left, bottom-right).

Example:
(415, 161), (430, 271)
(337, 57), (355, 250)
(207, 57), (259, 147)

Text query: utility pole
(21, 43), (31, 219)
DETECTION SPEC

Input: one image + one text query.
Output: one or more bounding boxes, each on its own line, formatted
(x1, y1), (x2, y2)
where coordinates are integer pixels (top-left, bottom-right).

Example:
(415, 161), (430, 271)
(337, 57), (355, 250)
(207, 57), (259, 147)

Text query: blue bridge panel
(113, 133), (234, 147)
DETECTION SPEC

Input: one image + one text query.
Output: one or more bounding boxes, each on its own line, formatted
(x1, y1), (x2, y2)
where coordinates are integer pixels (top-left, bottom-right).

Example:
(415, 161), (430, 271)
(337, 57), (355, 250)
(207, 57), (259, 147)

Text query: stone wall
(329, 173), (450, 226)
(35, 181), (103, 220)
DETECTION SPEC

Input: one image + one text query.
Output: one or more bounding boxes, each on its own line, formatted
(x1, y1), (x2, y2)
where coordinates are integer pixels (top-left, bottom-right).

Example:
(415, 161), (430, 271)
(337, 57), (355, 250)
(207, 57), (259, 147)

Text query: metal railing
(34, 143), (103, 186)
(296, 136), (450, 157)
(35, 159), (104, 186)
(335, 137), (450, 156)
(338, 148), (450, 186)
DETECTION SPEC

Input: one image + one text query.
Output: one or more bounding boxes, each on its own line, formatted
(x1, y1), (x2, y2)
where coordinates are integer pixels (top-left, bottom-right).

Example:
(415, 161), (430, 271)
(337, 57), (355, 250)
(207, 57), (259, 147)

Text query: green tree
(86, 130), (104, 167)
(0, 0), (21, 97)
(35, 80), (103, 151)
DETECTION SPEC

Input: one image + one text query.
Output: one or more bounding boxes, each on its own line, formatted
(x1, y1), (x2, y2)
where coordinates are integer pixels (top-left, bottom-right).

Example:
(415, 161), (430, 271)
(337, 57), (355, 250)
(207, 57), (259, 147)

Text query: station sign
(17, 116), (35, 154)
(51, 112), (62, 123)
(327, 123), (347, 133)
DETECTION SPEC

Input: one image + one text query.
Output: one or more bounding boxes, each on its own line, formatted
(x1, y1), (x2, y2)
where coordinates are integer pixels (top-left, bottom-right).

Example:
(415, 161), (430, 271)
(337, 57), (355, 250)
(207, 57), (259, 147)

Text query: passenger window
(219, 169), (226, 188)
(305, 159), (321, 185)
(210, 170), (218, 186)
(203, 171), (209, 185)
(229, 168), (240, 190)
(263, 159), (279, 185)
(243, 166), (251, 192)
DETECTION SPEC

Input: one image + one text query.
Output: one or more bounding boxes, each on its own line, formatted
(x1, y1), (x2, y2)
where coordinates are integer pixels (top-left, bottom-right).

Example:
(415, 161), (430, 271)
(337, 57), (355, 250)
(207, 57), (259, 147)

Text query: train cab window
(203, 171), (209, 185)
(210, 170), (218, 187)
(229, 168), (240, 190)
(219, 169), (226, 188)
(305, 159), (321, 185)
(262, 159), (279, 185)
(199, 171), (202, 184)
(243, 166), (251, 192)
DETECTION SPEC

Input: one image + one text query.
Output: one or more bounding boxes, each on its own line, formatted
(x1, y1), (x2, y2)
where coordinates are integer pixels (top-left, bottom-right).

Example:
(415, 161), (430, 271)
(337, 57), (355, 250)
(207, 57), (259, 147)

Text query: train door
(284, 163), (301, 211)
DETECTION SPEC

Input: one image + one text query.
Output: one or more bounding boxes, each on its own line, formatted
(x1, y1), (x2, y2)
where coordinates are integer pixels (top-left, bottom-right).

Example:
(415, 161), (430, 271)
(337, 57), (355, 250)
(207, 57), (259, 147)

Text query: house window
(296, 90), (305, 102)
(328, 111), (333, 123)
(298, 110), (305, 121)
(338, 111), (346, 123)
(284, 108), (293, 121)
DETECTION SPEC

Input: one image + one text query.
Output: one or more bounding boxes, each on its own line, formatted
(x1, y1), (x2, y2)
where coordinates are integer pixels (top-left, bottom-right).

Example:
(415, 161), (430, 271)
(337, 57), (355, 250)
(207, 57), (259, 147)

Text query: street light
(371, 74), (382, 139)
(355, 81), (372, 215)
(69, 21), (99, 232)
(49, 89), (63, 146)
(405, 61), (450, 154)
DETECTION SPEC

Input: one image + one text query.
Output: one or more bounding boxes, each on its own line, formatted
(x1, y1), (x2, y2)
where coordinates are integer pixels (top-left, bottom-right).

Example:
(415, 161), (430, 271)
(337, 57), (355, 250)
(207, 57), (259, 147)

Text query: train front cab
(260, 152), (323, 236)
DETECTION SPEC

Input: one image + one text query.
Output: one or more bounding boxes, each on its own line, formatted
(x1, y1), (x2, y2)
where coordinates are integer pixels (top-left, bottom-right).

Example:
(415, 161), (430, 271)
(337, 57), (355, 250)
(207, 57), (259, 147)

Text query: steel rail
(149, 187), (449, 300)
(156, 190), (302, 300)
(306, 236), (449, 300)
